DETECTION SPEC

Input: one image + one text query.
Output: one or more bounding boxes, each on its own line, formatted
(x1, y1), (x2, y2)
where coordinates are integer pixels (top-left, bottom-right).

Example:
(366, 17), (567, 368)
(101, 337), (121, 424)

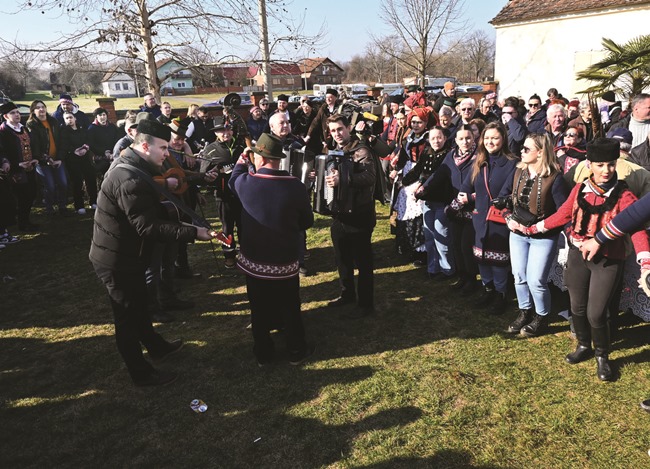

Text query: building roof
(101, 66), (130, 82)
(251, 63), (303, 76)
(300, 57), (344, 73)
(491, 0), (650, 25)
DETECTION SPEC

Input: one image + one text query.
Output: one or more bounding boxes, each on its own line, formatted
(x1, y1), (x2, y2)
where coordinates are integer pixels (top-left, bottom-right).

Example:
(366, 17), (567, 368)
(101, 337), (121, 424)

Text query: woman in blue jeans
(505, 133), (569, 336)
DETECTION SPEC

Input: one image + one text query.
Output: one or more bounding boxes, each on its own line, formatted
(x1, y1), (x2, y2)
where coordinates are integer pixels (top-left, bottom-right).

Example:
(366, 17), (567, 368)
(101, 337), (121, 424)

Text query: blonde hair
(517, 133), (560, 177)
(186, 104), (199, 117)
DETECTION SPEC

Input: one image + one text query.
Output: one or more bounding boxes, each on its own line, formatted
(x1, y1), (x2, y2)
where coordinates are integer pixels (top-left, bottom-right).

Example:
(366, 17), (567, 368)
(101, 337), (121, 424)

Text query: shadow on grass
(361, 449), (506, 468)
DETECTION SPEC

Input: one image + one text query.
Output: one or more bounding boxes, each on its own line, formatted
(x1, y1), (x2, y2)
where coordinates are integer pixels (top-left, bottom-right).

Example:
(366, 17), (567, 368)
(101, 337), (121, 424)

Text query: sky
(0, 0), (508, 64)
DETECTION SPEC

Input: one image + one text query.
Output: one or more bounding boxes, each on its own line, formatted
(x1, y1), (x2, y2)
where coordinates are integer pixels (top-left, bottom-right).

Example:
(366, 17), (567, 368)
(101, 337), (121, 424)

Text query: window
(272, 78), (281, 85)
(322, 66), (330, 75)
(286, 78), (295, 85)
(114, 83), (121, 91)
(122, 83), (129, 90)
(177, 82), (186, 88)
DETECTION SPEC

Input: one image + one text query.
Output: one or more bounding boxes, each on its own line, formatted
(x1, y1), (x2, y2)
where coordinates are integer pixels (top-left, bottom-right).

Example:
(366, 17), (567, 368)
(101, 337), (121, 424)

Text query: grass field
(2, 201), (650, 468)
(16, 90), (309, 114)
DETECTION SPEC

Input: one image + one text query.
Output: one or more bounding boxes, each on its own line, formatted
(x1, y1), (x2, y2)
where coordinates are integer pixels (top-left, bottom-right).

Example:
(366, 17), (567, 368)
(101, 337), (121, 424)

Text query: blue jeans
(36, 162), (68, 211)
(509, 232), (559, 316)
(422, 202), (455, 275)
(478, 264), (510, 294)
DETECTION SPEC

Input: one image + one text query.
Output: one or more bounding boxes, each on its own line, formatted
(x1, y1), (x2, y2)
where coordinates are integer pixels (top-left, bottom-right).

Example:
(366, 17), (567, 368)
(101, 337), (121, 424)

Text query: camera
(491, 196), (512, 211)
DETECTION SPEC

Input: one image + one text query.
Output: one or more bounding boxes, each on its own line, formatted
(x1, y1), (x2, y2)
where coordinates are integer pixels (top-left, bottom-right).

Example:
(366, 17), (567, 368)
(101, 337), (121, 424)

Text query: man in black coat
(89, 119), (216, 386)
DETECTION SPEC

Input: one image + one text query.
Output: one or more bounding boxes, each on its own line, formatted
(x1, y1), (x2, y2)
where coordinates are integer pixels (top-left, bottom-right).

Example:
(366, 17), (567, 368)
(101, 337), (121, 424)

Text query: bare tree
(11, 0), (326, 100)
(460, 31), (495, 82)
(0, 43), (40, 91)
(371, 0), (466, 86)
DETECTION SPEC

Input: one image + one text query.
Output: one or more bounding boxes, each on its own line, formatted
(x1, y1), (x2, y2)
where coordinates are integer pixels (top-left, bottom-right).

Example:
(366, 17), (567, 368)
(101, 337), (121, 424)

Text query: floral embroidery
(237, 253), (299, 279)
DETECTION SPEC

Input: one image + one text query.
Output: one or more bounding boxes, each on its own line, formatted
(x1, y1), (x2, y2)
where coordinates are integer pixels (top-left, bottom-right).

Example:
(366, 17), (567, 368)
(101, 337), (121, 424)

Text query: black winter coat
(89, 148), (198, 271)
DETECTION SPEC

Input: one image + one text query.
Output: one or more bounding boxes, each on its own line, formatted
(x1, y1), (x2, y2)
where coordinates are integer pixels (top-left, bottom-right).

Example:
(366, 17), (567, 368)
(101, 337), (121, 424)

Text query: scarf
(453, 144), (476, 167)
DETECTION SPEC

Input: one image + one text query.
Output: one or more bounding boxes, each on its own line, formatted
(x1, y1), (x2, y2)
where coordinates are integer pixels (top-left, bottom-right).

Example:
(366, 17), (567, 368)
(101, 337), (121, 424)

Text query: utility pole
(258, 0), (273, 101)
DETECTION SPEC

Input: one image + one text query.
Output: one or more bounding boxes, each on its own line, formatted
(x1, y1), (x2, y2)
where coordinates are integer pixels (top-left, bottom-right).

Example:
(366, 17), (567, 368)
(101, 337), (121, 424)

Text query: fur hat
(276, 94), (290, 102)
(587, 137), (620, 162)
(137, 119), (172, 142)
(325, 88), (339, 97)
(252, 133), (285, 159)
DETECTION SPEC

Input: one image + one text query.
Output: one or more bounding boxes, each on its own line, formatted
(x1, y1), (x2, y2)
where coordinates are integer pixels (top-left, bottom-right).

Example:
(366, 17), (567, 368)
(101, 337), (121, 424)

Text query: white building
(491, 0), (650, 101)
(101, 67), (137, 98)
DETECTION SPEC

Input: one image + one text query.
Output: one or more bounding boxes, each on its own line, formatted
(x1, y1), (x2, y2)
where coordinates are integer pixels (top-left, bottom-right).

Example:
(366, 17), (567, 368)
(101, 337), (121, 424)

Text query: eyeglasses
(564, 133), (578, 138)
(460, 107), (473, 111)
(521, 146), (534, 154)
(528, 103), (540, 108)
(260, 102), (269, 106)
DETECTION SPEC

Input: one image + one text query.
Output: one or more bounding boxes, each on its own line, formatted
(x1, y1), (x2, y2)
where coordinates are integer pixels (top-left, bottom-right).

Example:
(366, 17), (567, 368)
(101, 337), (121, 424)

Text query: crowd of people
(2, 85), (650, 391)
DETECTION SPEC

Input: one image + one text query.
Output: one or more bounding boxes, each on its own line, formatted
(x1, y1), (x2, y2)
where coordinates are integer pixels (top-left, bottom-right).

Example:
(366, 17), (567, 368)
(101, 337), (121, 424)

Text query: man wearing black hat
(90, 118), (217, 386)
(186, 106), (215, 153)
(202, 116), (245, 269)
(0, 102), (39, 232)
(229, 133), (314, 366)
(88, 107), (120, 178)
(305, 88), (341, 152)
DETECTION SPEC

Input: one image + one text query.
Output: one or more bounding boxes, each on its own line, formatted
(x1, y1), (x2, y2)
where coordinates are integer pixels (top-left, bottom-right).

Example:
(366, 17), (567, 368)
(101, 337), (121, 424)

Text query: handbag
(510, 170), (543, 227)
(483, 166), (506, 224)
(511, 203), (538, 227)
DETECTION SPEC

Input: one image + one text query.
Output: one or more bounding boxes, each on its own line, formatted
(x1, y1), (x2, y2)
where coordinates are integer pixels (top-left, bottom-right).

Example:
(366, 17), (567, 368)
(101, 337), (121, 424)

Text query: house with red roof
(491, 0), (650, 101)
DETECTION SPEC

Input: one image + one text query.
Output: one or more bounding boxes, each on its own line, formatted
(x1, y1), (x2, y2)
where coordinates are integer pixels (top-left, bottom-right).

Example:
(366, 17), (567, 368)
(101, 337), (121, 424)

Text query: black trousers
(216, 197), (241, 258)
(11, 171), (37, 227)
(0, 177), (17, 231)
(565, 248), (623, 329)
(450, 218), (478, 280)
(67, 156), (98, 209)
(93, 264), (170, 379)
(245, 274), (306, 363)
(331, 219), (374, 308)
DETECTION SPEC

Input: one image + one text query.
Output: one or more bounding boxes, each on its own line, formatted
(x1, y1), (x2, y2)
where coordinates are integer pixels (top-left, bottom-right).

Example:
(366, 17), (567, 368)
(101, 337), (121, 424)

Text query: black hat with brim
(277, 94), (290, 102)
(137, 119), (172, 141)
(325, 88), (339, 97)
(587, 137), (620, 162)
(169, 119), (188, 139)
(252, 133), (286, 159)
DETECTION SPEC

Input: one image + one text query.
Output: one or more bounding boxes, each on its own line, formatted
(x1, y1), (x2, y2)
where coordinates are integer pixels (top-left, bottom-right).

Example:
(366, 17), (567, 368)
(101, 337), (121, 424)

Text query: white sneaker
(91, 204), (97, 210)
(77, 208), (87, 215)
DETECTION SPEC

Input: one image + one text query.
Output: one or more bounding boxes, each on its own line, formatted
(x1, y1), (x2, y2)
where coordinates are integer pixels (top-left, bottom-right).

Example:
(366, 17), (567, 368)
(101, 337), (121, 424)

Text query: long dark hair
(471, 121), (514, 183)
(27, 100), (48, 124)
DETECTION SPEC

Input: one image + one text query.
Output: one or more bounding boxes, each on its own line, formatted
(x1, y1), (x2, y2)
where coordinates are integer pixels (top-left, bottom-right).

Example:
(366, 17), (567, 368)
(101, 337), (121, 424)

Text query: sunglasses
(260, 102), (269, 106)
(564, 133), (578, 138)
(521, 146), (534, 154)
(460, 107), (473, 111)
(528, 103), (540, 108)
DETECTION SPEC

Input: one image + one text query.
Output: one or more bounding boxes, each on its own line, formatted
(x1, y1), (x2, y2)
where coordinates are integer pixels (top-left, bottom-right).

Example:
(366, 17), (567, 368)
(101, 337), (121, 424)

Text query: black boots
(507, 308), (533, 333)
(592, 326), (613, 382)
(488, 292), (507, 316)
(565, 316), (613, 381)
(520, 313), (548, 337)
(565, 314), (593, 364)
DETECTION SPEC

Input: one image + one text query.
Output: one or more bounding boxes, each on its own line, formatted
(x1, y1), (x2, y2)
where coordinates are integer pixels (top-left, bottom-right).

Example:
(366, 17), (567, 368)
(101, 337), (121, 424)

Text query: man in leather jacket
(324, 114), (377, 318)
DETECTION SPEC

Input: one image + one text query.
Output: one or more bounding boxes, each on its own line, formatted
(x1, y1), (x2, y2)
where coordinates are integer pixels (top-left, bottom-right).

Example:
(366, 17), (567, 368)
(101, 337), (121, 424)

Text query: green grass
(17, 89), (311, 114)
(2, 202), (650, 468)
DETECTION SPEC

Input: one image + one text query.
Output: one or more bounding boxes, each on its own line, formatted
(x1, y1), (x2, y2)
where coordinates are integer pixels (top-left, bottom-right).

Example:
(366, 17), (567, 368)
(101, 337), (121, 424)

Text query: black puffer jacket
(89, 148), (198, 271)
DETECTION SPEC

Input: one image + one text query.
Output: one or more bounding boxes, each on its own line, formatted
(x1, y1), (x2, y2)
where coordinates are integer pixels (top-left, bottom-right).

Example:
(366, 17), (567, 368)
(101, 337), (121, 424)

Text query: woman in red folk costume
(524, 138), (650, 381)
(391, 105), (437, 261)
